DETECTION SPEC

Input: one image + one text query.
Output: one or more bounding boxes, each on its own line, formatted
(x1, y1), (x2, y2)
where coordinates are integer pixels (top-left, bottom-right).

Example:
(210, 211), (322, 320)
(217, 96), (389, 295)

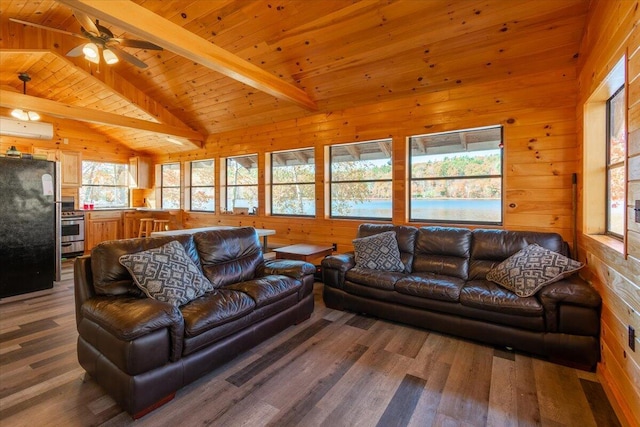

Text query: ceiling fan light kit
(8, 15), (162, 69)
(82, 42), (99, 58)
(102, 49), (119, 64)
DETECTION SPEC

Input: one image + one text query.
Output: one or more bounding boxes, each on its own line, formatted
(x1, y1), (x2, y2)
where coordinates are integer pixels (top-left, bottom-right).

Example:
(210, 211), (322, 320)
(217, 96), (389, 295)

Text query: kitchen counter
(122, 209), (184, 239)
(134, 208), (182, 212)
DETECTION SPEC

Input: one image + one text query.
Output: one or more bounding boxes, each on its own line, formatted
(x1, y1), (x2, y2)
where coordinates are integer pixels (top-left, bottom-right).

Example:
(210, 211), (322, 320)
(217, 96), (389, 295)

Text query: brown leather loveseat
(322, 224), (601, 370)
(74, 227), (316, 418)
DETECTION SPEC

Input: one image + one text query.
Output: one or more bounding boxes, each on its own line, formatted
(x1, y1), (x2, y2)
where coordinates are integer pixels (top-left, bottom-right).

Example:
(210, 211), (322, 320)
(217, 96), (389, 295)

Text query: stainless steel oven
(61, 197), (85, 257)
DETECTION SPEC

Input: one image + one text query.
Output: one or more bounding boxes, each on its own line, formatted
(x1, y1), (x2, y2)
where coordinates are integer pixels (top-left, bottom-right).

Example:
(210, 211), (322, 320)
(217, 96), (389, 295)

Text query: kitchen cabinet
(85, 211), (122, 252)
(129, 156), (152, 189)
(60, 151), (82, 187)
(32, 148), (82, 187)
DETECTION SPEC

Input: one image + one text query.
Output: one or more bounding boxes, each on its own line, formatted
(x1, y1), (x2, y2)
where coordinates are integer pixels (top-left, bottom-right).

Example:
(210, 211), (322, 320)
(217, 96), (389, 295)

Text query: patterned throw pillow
(486, 243), (584, 297)
(353, 231), (405, 272)
(119, 240), (213, 307)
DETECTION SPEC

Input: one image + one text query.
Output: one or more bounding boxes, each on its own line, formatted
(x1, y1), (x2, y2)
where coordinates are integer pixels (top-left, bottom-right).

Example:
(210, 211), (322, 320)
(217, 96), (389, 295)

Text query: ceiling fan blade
(71, 9), (100, 37)
(109, 38), (163, 50)
(9, 18), (86, 39)
(66, 44), (86, 57)
(107, 46), (148, 69)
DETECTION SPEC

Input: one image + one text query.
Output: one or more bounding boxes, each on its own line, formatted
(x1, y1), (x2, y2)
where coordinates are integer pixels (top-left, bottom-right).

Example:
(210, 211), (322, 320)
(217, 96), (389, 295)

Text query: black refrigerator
(0, 157), (61, 298)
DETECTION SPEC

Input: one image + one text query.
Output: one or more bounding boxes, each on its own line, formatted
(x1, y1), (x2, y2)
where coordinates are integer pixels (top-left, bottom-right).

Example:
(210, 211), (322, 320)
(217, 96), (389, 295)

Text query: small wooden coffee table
(273, 244), (334, 262)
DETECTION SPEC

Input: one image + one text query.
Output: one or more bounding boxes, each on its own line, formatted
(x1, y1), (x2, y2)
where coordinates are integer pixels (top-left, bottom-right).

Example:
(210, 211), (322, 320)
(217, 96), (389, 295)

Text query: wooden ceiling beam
(0, 90), (203, 147)
(58, 0), (318, 111)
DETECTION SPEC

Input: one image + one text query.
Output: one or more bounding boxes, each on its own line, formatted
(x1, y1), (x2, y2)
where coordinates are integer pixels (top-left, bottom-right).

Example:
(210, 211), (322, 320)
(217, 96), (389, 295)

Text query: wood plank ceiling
(0, 0), (589, 155)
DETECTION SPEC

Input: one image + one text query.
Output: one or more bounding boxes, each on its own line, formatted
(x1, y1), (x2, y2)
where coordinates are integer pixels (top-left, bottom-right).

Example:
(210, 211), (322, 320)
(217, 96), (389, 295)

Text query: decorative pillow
(353, 231), (405, 272)
(119, 240), (213, 307)
(486, 243), (584, 297)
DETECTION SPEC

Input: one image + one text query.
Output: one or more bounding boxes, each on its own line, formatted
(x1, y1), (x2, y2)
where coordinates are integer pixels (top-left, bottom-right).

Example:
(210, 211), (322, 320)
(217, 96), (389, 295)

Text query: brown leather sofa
(74, 227), (316, 418)
(322, 224), (601, 370)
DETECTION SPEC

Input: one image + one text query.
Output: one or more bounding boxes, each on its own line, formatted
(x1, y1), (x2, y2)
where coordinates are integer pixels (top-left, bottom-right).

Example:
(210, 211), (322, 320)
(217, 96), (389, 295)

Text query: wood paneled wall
(576, 1), (640, 426)
(154, 63), (579, 253)
(0, 111), (138, 201)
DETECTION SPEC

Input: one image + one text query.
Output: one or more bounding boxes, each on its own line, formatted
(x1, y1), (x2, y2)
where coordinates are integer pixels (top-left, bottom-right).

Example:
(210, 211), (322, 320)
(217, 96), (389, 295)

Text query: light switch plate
(636, 200), (640, 223)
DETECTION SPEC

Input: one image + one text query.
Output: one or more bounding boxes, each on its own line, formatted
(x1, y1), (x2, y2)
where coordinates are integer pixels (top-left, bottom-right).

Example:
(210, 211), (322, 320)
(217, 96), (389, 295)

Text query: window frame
(408, 125), (504, 225)
(328, 138), (394, 220)
(605, 85), (626, 240)
(160, 162), (181, 209)
(269, 148), (316, 217)
(189, 159), (215, 212)
(80, 160), (129, 208)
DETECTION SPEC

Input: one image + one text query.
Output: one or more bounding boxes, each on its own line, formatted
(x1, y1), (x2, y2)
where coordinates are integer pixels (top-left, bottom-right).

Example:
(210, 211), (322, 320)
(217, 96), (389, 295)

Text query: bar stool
(138, 218), (154, 238)
(153, 219), (170, 232)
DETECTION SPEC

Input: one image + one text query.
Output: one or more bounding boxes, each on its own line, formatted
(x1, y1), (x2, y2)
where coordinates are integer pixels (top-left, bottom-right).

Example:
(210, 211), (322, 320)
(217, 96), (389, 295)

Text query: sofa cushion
(226, 275), (301, 308)
(180, 289), (256, 337)
(119, 240), (213, 307)
(413, 226), (472, 280)
(460, 280), (543, 316)
(353, 231), (405, 272)
(469, 229), (567, 280)
(395, 273), (466, 302)
(346, 267), (405, 290)
(486, 244), (584, 297)
(91, 234), (199, 296)
(357, 224), (418, 273)
(194, 227), (263, 288)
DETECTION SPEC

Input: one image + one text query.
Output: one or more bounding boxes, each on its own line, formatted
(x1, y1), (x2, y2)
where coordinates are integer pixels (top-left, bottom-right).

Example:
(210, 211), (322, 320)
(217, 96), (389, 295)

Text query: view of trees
(80, 161), (128, 208)
(608, 87), (626, 235)
(190, 160), (215, 211)
(226, 156), (258, 211)
(161, 163), (181, 209)
(411, 151), (502, 200)
(272, 155), (315, 215)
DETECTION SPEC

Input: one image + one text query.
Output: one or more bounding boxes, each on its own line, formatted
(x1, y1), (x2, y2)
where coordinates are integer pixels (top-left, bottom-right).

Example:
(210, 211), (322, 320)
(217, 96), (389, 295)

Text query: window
(80, 161), (129, 208)
(329, 139), (393, 219)
(409, 126), (503, 224)
(270, 148), (315, 216)
(190, 160), (215, 212)
(225, 154), (258, 212)
(161, 163), (181, 209)
(607, 86), (626, 238)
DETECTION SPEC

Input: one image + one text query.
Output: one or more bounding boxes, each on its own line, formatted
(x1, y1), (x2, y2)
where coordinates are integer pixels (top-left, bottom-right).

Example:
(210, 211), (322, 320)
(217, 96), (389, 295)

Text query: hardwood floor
(0, 262), (621, 426)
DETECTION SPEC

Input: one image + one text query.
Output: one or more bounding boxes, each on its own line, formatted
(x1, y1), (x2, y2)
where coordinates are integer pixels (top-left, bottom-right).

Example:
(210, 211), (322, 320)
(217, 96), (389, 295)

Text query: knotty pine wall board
(575, 1), (640, 425)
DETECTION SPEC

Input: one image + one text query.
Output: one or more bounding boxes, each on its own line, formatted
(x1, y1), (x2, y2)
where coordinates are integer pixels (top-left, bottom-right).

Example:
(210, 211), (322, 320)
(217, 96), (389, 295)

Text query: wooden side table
(273, 244), (334, 262)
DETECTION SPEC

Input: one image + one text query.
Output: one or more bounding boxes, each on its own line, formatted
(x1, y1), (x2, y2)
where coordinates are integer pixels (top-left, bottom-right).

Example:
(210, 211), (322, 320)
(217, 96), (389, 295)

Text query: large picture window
(225, 154), (258, 213)
(161, 163), (181, 209)
(409, 126), (503, 224)
(329, 139), (393, 219)
(270, 148), (315, 216)
(607, 86), (626, 238)
(80, 161), (129, 208)
(190, 160), (215, 212)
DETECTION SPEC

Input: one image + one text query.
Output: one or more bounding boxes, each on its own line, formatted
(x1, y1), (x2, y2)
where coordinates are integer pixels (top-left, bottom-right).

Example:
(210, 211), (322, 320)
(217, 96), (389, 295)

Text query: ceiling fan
(9, 10), (162, 68)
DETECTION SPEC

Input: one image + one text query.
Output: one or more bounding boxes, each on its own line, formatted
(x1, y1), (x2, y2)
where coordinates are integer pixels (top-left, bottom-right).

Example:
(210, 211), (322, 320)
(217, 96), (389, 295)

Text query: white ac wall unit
(0, 116), (54, 140)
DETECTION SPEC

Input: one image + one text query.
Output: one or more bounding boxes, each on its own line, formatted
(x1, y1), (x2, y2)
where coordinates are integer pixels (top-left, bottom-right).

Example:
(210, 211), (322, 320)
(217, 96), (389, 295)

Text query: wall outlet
(635, 200), (640, 223)
(629, 326), (636, 352)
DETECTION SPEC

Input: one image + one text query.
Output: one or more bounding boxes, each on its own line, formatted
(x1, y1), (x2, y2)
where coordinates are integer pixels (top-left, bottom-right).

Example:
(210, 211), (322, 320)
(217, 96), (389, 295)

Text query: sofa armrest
(74, 255), (95, 329)
(81, 296), (184, 361)
(321, 253), (356, 290)
(538, 276), (601, 333)
(258, 259), (317, 279)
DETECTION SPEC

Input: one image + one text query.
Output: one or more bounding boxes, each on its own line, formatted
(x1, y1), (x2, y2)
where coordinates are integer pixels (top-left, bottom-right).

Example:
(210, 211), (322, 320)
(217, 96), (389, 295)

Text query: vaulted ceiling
(0, 0), (589, 155)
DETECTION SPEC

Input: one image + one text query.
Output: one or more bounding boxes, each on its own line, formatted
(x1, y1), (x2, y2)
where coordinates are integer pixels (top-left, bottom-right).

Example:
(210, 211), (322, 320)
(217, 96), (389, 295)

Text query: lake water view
(332, 198), (501, 222)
